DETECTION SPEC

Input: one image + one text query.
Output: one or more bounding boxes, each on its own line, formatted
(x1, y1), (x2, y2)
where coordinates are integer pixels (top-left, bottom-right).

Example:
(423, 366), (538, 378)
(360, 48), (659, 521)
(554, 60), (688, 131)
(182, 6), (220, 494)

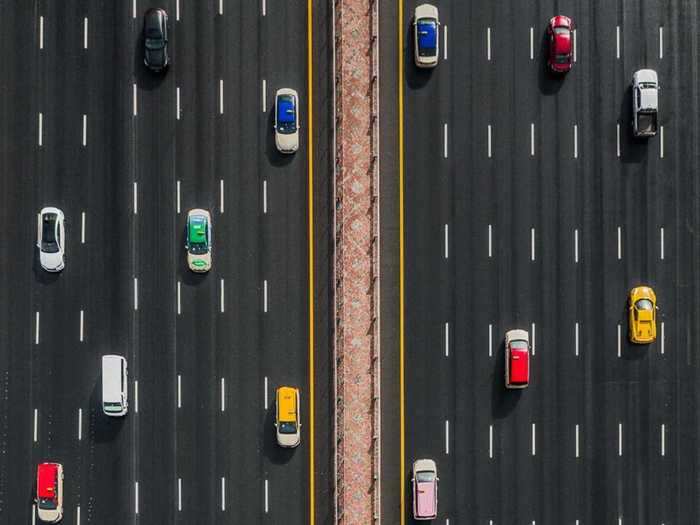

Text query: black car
(144, 8), (169, 72)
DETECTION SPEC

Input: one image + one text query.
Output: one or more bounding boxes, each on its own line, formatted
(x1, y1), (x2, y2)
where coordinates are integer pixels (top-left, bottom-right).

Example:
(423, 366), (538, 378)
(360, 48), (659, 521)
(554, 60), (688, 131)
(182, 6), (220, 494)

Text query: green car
(185, 209), (212, 272)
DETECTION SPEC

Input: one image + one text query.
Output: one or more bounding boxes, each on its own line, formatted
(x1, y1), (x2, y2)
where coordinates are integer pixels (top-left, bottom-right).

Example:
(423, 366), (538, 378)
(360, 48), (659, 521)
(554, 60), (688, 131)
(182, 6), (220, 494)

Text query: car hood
(40, 251), (64, 271)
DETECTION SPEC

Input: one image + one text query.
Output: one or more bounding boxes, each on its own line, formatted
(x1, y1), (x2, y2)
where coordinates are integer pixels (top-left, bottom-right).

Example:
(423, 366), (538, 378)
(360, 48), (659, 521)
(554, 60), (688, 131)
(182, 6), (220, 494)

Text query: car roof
(510, 347), (529, 383)
(553, 30), (572, 53)
(37, 463), (58, 498)
(277, 387), (298, 422)
(188, 217), (208, 242)
(277, 97), (296, 123)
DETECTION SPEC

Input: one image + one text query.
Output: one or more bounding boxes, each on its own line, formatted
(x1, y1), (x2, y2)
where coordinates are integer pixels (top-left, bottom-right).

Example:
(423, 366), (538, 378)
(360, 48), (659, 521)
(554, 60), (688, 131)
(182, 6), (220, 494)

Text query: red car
(505, 329), (530, 389)
(547, 16), (574, 73)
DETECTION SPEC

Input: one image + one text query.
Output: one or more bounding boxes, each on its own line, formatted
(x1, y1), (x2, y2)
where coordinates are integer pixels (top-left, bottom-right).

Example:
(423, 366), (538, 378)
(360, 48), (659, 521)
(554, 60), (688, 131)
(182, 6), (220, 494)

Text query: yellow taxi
(275, 386), (300, 448)
(628, 286), (657, 344)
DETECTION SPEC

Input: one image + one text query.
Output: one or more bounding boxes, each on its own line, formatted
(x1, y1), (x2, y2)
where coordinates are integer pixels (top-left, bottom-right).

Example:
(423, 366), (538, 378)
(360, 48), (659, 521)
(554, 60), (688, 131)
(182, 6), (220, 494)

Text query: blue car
(414, 4), (439, 68)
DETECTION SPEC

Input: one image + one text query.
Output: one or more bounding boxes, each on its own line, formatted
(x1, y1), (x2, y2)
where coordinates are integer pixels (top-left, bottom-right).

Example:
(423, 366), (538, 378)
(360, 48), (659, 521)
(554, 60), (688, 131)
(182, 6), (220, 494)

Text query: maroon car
(547, 16), (574, 73)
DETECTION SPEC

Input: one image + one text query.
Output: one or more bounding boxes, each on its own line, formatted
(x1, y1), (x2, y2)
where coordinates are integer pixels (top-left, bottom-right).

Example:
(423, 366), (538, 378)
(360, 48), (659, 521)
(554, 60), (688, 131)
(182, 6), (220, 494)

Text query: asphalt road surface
(0, 1), (333, 524)
(388, 0), (700, 523)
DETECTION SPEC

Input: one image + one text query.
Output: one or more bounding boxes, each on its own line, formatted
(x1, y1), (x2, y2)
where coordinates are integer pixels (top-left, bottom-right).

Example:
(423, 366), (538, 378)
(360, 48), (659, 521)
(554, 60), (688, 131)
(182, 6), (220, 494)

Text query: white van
(102, 355), (128, 416)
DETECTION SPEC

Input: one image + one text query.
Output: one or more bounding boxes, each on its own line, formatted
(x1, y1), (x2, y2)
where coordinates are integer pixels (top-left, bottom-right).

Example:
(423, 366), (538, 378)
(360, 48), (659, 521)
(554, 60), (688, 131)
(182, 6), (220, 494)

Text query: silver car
(37, 207), (65, 272)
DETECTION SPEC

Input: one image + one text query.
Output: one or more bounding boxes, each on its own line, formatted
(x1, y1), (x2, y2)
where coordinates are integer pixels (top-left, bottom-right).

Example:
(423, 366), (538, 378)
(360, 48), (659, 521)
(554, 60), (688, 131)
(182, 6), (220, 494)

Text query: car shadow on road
(618, 297), (651, 361)
(91, 376), (126, 443)
(405, 26), (433, 91)
(262, 407), (295, 465)
(618, 85), (649, 165)
(537, 30), (564, 96)
(490, 340), (523, 419)
(265, 109), (295, 168)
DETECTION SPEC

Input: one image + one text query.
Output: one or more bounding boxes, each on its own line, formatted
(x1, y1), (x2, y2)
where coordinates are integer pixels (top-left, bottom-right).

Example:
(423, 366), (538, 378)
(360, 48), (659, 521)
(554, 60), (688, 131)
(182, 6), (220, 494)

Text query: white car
(632, 69), (659, 137)
(274, 88), (300, 153)
(37, 207), (65, 272)
(413, 4), (439, 68)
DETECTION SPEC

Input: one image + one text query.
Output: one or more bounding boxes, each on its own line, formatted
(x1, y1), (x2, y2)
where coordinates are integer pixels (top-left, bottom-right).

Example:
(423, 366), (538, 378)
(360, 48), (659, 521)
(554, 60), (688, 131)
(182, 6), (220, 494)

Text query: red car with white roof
(412, 458), (438, 520)
(505, 329), (530, 389)
(547, 15), (574, 73)
(36, 462), (64, 523)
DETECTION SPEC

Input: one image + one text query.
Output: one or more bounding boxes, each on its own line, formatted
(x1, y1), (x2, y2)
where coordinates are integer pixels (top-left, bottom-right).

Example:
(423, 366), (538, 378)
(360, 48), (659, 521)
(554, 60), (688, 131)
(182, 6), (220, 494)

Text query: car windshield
(417, 20), (437, 56)
(41, 215), (59, 253)
(511, 340), (528, 350)
(277, 95), (297, 134)
(639, 82), (656, 89)
(553, 27), (569, 35)
(416, 471), (435, 483)
(38, 496), (57, 510)
(636, 299), (653, 311)
(555, 53), (570, 63)
(279, 421), (297, 434)
(188, 218), (209, 255)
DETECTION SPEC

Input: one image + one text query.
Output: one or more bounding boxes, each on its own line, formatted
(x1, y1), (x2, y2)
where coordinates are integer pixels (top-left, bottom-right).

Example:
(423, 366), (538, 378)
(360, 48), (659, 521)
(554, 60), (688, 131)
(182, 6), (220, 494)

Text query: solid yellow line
(307, 0), (315, 522)
(398, 0), (406, 523)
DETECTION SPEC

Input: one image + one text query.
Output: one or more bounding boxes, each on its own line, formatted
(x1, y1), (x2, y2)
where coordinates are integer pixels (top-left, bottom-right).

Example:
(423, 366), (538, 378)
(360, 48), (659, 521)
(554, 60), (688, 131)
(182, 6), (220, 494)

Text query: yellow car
(628, 286), (657, 344)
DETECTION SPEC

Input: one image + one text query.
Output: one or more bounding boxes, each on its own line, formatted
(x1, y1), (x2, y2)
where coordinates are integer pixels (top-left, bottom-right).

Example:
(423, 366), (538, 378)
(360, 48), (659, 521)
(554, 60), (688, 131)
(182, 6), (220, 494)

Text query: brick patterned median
(334, 0), (379, 523)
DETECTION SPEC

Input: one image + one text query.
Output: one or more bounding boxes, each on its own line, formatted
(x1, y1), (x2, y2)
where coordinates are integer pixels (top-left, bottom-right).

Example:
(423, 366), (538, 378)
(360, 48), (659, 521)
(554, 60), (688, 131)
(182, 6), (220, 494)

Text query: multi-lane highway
(0, 1), (333, 524)
(382, 0), (700, 523)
